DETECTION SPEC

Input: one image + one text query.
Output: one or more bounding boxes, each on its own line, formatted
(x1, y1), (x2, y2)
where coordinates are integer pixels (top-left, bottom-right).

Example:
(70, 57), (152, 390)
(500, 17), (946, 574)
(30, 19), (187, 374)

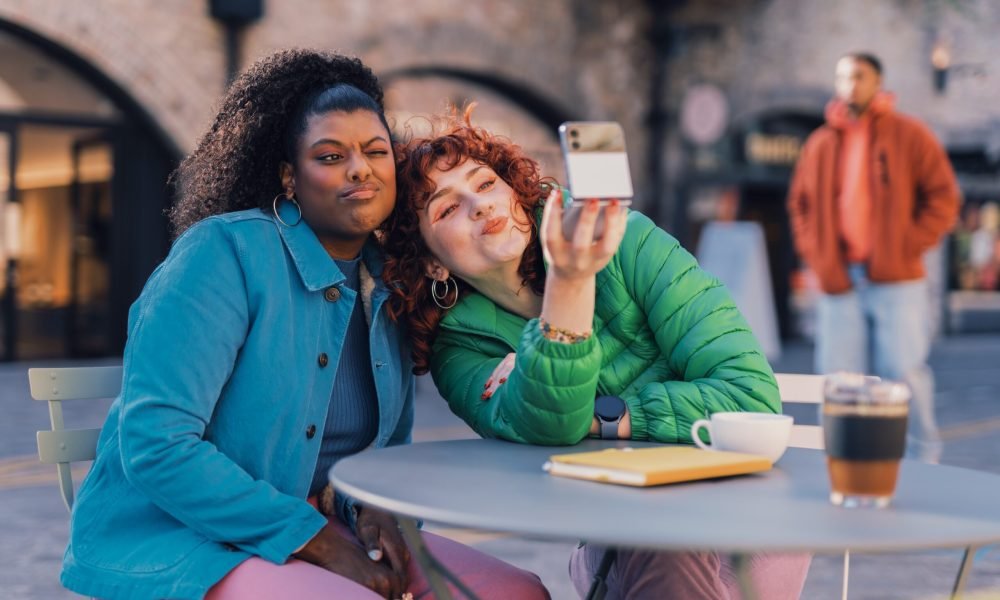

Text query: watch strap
(600, 416), (620, 440)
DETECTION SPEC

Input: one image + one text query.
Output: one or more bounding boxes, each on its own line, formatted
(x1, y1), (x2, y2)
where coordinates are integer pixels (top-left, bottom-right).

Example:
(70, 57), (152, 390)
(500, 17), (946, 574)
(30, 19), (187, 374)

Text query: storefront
(676, 108), (824, 340)
(0, 23), (179, 361)
(943, 140), (1000, 332)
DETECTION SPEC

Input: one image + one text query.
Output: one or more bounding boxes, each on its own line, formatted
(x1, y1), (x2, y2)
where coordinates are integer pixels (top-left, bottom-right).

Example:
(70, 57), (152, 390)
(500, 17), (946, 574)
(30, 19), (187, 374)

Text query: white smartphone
(558, 121), (634, 240)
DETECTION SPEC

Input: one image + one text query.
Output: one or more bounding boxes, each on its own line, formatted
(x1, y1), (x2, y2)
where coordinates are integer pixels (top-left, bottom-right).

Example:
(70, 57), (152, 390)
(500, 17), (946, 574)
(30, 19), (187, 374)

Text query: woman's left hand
(355, 505), (411, 592)
(482, 353), (516, 400)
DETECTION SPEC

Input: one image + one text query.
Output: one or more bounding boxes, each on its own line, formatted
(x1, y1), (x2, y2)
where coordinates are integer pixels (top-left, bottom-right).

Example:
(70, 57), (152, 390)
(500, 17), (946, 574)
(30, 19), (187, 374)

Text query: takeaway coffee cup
(822, 373), (910, 508)
(690, 412), (794, 463)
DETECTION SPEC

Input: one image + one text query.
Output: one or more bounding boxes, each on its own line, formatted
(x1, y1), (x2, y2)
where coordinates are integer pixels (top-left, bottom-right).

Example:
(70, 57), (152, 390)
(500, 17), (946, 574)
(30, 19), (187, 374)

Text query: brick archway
(0, 15), (181, 357)
(0, 2), (223, 151)
(381, 65), (577, 136)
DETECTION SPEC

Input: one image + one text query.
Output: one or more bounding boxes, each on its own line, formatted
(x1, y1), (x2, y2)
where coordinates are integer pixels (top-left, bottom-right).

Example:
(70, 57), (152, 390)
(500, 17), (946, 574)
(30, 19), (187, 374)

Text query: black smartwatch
(594, 395), (627, 440)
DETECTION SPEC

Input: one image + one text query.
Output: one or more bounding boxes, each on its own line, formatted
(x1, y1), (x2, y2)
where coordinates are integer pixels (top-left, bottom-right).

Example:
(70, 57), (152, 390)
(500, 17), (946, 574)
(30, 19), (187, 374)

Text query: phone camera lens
(571, 142), (580, 150)
(569, 130), (579, 138)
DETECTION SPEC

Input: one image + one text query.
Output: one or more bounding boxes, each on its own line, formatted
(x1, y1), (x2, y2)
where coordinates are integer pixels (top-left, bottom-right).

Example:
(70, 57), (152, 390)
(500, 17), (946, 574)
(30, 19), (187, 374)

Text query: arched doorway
(381, 66), (576, 179)
(0, 21), (180, 361)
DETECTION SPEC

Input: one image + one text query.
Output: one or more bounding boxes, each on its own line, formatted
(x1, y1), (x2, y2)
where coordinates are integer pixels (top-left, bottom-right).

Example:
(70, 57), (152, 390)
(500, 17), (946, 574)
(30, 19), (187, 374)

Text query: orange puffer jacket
(787, 97), (961, 294)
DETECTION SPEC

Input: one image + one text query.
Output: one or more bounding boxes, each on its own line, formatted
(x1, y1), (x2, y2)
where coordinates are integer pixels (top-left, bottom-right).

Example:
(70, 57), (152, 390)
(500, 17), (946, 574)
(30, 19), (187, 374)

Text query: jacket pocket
(903, 225), (932, 259)
(74, 483), (210, 574)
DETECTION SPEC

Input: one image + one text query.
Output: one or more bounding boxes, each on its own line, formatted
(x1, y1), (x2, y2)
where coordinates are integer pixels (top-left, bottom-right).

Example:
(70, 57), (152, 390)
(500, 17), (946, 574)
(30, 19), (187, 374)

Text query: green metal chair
(775, 372), (825, 450)
(28, 366), (123, 512)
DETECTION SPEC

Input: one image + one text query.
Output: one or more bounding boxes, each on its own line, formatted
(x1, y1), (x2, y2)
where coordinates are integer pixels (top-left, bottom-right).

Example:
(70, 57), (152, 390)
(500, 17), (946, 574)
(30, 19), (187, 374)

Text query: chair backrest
(774, 373), (825, 450)
(28, 366), (123, 512)
(774, 373), (856, 599)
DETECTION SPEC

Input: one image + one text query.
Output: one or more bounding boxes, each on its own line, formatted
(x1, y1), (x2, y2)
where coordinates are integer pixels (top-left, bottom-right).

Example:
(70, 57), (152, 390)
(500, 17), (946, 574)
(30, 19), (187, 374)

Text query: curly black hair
(167, 49), (386, 236)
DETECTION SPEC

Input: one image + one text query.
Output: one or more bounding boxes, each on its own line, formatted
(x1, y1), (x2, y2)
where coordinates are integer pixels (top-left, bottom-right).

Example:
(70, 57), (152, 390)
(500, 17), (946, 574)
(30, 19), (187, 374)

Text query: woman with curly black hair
(60, 50), (549, 600)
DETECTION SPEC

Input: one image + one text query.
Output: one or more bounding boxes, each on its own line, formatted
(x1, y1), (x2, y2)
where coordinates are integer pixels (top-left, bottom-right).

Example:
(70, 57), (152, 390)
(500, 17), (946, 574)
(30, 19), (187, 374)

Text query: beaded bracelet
(539, 318), (592, 344)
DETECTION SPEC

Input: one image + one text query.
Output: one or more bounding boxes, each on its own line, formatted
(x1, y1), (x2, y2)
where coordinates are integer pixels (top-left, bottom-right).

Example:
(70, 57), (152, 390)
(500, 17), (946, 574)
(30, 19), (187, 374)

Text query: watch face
(595, 395), (626, 421)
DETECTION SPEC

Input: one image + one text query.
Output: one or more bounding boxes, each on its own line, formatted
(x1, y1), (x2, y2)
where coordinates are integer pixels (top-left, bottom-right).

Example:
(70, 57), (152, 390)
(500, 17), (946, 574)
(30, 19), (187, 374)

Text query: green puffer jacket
(429, 209), (780, 446)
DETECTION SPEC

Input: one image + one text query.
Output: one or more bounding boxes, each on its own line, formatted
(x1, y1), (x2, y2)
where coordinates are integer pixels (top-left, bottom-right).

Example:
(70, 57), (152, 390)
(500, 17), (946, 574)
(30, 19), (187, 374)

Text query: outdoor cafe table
(331, 439), (1000, 600)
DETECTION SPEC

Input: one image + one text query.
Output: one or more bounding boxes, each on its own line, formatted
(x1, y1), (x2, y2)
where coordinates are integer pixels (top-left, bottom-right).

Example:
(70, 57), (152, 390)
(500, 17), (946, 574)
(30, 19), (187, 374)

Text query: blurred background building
(0, 0), (998, 361)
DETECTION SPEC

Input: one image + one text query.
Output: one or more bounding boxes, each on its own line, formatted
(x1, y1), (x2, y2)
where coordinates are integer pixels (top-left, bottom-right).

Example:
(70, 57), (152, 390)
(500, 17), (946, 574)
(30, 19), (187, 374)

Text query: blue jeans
(816, 265), (942, 461)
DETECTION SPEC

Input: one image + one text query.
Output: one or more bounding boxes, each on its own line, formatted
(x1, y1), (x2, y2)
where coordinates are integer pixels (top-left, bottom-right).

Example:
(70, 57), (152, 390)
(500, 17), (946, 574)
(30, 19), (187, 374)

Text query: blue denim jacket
(61, 206), (414, 600)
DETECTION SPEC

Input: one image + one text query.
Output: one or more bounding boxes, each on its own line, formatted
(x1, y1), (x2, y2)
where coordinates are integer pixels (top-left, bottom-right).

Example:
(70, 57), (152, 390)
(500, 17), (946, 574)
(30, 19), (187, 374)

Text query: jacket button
(306, 424), (317, 439)
(318, 353), (329, 367)
(324, 287), (341, 302)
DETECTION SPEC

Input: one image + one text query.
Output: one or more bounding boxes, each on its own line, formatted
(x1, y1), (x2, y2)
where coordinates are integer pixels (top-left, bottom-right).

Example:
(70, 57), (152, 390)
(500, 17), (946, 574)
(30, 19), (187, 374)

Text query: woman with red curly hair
(382, 109), (811, 599)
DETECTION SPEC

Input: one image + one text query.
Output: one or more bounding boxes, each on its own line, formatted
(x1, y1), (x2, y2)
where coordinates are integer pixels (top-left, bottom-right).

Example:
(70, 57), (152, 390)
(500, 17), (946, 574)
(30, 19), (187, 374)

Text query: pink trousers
(570, 544), (811, 600)
(206, 515), (549, 600)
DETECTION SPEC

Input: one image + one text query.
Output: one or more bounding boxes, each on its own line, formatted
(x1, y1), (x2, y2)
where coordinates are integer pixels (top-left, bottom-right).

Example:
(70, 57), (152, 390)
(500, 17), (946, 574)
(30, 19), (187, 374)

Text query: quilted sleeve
(431, 316), (601, 446)
(615, 212), (780, 443)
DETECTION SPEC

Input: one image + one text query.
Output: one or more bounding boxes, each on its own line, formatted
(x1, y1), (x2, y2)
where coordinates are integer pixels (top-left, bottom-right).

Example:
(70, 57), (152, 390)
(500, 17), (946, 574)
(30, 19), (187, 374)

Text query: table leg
(730, 553), (758, 600)
(395, 516), (481, 600)
(841, 550), (850, 600)
(951, 546), (978, 599)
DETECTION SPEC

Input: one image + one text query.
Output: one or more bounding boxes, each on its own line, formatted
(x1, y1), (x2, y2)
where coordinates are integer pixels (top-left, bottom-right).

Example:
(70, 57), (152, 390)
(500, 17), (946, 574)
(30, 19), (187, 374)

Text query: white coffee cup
(690, 412), (794, 463)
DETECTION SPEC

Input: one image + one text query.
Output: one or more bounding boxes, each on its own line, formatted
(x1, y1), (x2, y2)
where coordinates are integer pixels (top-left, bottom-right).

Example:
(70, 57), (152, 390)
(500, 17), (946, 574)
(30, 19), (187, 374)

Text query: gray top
(308, 256), (379, 497)
(331, 439), (1000, 554)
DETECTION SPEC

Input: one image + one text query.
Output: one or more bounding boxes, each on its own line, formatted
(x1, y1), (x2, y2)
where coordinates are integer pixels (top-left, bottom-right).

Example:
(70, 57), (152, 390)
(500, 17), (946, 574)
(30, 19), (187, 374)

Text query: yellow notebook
(543, 446), (772, 487)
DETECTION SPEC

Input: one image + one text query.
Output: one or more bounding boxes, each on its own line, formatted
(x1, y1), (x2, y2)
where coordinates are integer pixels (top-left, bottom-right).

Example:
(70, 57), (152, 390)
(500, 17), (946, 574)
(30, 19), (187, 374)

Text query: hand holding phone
(562, 201), (617, 241)
(540, 190), (627, 282)
(558, 121), (633, 241)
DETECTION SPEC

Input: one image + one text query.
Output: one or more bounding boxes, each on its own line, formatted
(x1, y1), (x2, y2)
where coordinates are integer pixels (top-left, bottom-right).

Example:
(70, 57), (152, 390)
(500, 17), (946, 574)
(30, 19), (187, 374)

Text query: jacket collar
(825, 91), (896, 129)
(273, 200), (385, 292)
(439, 292), (524, 350)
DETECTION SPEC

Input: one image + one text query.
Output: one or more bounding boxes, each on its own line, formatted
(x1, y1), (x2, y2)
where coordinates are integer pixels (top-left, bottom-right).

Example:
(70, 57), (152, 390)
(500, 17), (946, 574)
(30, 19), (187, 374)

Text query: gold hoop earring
(431, 277), (458, 310)
(272, 191), (302, 227)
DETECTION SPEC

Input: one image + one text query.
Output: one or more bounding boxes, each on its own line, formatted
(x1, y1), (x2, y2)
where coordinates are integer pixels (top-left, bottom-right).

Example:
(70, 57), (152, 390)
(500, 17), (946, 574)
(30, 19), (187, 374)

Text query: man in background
(787, 52), (961, 462)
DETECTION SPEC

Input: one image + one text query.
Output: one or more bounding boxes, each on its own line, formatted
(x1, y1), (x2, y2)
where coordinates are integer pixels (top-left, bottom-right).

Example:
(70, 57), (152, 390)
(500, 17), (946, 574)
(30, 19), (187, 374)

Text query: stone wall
(669, 0), (1000, 138)
(0, 0), (654, 201)
(4, 0), (998, 219)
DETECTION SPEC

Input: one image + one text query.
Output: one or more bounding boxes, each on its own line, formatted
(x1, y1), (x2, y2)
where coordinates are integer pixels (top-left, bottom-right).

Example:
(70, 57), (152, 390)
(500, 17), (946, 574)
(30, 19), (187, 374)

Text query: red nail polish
(480, 392), (489, 400)
(499, 378), (507, 384)
(610, 199), (620, 208)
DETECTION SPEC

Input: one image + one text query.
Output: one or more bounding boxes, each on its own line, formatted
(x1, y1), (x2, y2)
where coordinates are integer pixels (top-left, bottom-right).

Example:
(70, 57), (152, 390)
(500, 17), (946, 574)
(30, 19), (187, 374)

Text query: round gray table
(331, 439), (1000, 598)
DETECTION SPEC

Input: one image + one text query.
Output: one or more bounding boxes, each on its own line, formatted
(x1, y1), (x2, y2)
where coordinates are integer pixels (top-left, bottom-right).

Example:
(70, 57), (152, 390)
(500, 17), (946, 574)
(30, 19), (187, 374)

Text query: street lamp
(208, 0), (264, 86)
(931, 40), (951, 94)
(2, 201), (20, 361)
(931, 38), (986, 95)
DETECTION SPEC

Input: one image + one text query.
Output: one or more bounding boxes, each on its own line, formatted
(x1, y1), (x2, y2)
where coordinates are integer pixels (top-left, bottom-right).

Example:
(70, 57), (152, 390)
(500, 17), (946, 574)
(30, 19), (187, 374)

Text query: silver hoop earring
(272, 192), (302, 227)
(431, 277), (458, 310)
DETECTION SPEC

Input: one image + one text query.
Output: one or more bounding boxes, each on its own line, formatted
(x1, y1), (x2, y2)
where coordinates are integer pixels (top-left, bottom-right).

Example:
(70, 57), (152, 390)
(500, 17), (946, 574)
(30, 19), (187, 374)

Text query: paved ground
(2, 337), (999, 599)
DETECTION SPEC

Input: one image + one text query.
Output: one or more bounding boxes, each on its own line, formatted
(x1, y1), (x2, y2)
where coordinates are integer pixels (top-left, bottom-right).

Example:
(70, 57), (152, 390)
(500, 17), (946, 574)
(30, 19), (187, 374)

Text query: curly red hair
(383, 107), (553, 375)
